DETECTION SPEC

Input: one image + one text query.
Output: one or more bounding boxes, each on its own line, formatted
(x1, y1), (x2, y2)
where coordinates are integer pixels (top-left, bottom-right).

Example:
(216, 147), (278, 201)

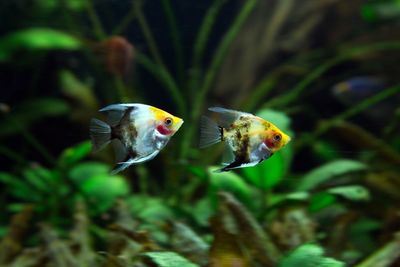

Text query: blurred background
(0, 0), (400, 266)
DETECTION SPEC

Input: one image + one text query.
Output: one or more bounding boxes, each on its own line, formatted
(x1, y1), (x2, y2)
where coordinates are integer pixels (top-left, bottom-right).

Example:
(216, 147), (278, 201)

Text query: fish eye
(164, 117), (173, 126)
(273, 133), (282, 142)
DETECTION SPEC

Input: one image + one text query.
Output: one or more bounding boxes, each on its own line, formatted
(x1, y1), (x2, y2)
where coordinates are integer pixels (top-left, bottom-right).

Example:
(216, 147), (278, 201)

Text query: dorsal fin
(99, 104), (137, 126)
(208, 107), (253, 128)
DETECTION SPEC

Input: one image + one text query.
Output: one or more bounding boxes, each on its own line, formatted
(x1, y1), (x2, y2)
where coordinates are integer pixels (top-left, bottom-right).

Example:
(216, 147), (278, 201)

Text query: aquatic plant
(0, 0), (400, 266)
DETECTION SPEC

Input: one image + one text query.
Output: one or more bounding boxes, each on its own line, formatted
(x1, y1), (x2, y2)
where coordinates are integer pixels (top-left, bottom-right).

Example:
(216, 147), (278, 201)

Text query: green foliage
(297, 160), (367, 191)
(58, 141), (92, 166)
(207, 167), (253, 208)
(126, 195), (174, 223)
(0, 28), (82, 61)
(143, 252), (200, 267)
(327, 185), (370, 201)
(0, 98), (70, 138)
(309, 192), (337, 212)
(279, 244), (346, 267)
(69, 161), (130, 213)
(242, 109), (293, 189)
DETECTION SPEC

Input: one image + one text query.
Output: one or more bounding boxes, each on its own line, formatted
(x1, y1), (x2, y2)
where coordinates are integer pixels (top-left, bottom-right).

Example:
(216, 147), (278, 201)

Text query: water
(0, 0), (400, 266)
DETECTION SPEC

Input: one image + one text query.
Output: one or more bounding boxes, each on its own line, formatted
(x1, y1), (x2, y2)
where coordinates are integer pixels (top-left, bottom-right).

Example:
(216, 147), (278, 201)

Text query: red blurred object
(93, 36), (135, 76)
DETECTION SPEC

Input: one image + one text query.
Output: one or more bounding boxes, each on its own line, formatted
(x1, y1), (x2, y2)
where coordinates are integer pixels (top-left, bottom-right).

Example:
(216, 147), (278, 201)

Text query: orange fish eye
(273, 133), (282, 142)
(164, 117), (173, 127)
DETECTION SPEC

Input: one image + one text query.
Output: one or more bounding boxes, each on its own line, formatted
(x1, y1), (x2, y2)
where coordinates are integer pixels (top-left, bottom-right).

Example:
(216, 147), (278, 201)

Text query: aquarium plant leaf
(58, 141), (92, 166)
(0, 28), (82, 61)
(69, 162), (129, 213)
(279, 244), (345, 267)
(297, 160), (367, 191)
(69, 162), (110, 183)
(0, 205), (34, 264)
(0, 98), (69, 138)
(127, 195), (174, 223)
(80, 175), (129, 213)
(327, 185), (370, 202)
(22, 167), (54, 193)
(143, 251), (199, 267)
(309, 192), (337, 212)
(69, 200), (96, 266)
(207, 167), (253, 208)
(0, 172), (41, 202)
(354, 233), (400, 267)
(209, 213), (252, 267)
(59, 70), (98, 110)
(169, 222), (209, 266)
(242, 109), (293, 189)
(209, 192), (281, 267)
(39, 224), (78, 267)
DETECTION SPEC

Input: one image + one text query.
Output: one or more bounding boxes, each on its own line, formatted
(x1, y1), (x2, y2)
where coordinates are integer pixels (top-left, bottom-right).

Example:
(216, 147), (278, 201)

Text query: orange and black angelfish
(200, 107), (291, 172)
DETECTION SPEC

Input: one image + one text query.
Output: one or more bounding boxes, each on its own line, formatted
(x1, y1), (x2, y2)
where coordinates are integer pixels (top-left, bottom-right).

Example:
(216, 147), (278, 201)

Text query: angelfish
(90, 104), (183, 174)
(200, 107), (291, 172)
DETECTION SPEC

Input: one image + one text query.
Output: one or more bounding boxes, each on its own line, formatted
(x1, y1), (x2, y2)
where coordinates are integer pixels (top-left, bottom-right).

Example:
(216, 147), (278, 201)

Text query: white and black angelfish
(90, 104), (183, 174)
(199, 107), (291, 172)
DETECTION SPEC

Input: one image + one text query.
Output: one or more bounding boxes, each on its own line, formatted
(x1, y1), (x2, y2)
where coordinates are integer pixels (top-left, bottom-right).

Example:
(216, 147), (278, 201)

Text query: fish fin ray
(99, 104), (137, 126)
(90, 119), (111, 152)
(208, 107), (253, 128)
(199, 116), (222, 148)
(99, 103), (139, 112)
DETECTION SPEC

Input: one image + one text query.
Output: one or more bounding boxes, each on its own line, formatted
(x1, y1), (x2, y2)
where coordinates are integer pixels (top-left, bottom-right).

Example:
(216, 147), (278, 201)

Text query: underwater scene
(1, 0), (400, 266)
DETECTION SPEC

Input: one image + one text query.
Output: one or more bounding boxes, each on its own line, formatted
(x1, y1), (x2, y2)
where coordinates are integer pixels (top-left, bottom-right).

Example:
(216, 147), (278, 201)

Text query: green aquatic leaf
(69, 162), (110, 183)
(80, 174), (129, 213)
(279, 244), (345, 267)
(22, 167), (54, 192)
(59, 70), (98, 109)
(127, 195), (174, 223)
(0, 98), (69, 138)
(309, 192), (337, 212)
(241, 109), (293, 189)
(69, 162), (128, 213)
(144, 251), (199, 267)
(0, 172), (41, 202)
(327, 185), (370, 201)
(58, 141), (92, 166)
(208, 167), (253, 207)
(0, 28), (82, 61)
(297, 160), (367, 191)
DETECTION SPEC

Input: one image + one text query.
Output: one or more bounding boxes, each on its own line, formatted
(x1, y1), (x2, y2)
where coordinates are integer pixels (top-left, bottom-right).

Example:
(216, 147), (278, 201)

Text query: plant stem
(316, 84), (400, 136)
(192, 0), (228, 69)
(136, 53), (186, 116)
(113, 75), (130, 102)
(161, 0), (185, 86)
(86, 0), (106, 40)
(264, 41), (400, 109)
(112, 4), (137, 35)
(239, 76), (277, 111)
(134, 0), (164, 66)
(0, 145), (27, 165)
(180, 0), (258, 160)
(9, 119), (56, 165)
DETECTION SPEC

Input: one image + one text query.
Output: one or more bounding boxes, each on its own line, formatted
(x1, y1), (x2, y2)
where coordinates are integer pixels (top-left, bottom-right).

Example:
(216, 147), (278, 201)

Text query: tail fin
(90, 118), (111, 152)
(199, 116), (223, 148)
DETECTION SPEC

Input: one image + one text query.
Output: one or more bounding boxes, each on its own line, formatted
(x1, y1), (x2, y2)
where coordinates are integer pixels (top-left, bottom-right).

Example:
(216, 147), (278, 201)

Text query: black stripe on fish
(111, 107), (136, 140)
(221, 121), (251, 171)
